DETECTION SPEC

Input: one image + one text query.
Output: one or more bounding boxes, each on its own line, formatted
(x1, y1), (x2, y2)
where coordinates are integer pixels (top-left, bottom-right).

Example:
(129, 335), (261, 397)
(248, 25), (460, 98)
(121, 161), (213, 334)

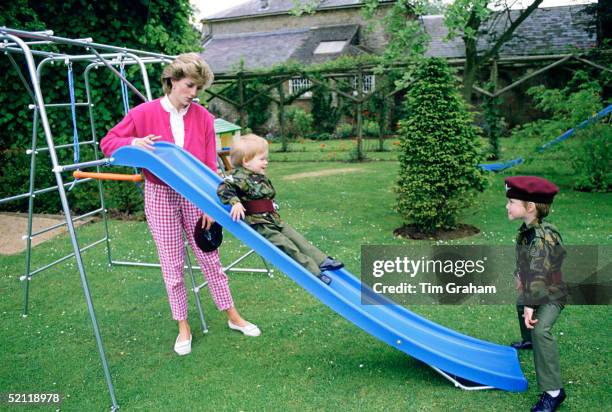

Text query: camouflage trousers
(516, 302), (565, 391)
(252, 222), (327, 275)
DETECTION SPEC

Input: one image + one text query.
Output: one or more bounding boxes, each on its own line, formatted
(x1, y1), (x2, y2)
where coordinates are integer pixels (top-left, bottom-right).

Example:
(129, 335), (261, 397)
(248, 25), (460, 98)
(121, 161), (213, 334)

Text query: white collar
(161, 95), (189, 115)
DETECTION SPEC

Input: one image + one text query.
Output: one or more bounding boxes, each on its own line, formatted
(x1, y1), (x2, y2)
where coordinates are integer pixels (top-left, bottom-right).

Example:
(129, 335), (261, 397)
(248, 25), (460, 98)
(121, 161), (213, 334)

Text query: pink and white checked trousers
(144, 181), (234, 320)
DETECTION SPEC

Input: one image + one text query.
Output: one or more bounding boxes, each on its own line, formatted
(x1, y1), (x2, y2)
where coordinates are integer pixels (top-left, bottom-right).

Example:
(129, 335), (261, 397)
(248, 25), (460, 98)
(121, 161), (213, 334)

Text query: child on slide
(217, 134), (343, 284)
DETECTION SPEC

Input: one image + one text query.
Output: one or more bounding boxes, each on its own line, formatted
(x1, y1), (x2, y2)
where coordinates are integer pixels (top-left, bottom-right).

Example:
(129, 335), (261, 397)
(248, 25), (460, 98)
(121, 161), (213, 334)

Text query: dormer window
(259, 0), (269, 10)
(313, 40), (347, 54)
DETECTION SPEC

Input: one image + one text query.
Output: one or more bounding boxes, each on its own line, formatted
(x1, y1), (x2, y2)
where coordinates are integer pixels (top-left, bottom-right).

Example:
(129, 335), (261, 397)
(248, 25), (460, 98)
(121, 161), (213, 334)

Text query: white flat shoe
(228, 320), (261, 337)
(174, 334), (192, 356)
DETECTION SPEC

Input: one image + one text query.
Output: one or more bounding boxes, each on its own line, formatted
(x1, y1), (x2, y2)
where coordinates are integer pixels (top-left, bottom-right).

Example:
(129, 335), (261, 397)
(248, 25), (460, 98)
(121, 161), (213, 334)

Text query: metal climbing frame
(0, 27), (222, 410)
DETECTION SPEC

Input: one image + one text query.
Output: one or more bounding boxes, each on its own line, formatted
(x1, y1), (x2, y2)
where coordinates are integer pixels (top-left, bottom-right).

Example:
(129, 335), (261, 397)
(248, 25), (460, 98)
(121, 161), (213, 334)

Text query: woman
(101, 53), (260, 356)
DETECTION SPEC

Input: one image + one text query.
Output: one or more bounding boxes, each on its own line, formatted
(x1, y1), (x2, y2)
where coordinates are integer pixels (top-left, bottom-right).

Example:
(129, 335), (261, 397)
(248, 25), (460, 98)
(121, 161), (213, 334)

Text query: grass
(1, 137), (610, 411)
(269, 137), (400, 162)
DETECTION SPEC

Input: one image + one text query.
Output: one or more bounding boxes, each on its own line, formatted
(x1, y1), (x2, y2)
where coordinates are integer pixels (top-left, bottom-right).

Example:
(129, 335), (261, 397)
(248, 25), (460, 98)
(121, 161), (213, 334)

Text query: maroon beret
(505, 176), (559, 204)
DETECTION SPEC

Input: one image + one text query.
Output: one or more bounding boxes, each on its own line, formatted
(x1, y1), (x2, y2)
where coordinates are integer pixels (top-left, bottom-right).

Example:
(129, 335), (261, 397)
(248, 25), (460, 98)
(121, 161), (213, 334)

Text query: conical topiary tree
(395, 58), (487, 233)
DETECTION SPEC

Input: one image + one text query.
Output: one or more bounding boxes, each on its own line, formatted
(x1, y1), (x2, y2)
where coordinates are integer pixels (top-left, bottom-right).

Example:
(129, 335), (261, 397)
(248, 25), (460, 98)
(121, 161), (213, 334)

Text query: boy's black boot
(531, 389), (566, 412)
(510, 340), (533, 350)
(319, 257), (344, 271)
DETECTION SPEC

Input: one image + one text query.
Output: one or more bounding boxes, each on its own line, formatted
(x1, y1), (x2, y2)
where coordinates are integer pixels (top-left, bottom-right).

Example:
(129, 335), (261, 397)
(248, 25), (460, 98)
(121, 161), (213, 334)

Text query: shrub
(311, 85), (342, 134)
(571, 124), (611, 192)
(334, 123), (353, 139)
(309, 132), (333, 141)
(395, 58), (487, 232)
(511, 70), (604, 142)
(509, 69), (610, 193)
(482, 81), (506, 160)
(224, 77), (271, 133)
(347, 143), (367, 162)
(363, 120), (380, 137)
(284, 107), (314, 139)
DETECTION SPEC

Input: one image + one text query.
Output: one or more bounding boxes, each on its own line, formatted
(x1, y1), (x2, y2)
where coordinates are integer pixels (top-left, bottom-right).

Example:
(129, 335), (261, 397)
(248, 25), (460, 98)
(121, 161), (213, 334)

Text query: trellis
(202, 50), (611, 159)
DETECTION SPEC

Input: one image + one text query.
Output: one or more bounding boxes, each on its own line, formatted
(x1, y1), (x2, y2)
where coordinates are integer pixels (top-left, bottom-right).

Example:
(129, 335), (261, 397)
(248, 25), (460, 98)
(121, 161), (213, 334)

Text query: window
(289, 78), (313, 98)
(314, 41), (347, 55)
(351, 74), (376, 94)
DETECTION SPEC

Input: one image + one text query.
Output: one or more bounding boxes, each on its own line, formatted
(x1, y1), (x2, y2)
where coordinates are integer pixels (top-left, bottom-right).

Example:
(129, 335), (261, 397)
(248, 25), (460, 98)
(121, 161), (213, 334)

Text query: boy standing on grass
(217, 134), (343, 284)
(505, 176), (568, 412)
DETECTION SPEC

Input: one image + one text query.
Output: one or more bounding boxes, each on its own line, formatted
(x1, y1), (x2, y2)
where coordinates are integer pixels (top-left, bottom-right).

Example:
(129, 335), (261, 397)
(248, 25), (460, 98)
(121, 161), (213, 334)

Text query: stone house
(200, 1), (598, 132)
(201, 0), (394, 132)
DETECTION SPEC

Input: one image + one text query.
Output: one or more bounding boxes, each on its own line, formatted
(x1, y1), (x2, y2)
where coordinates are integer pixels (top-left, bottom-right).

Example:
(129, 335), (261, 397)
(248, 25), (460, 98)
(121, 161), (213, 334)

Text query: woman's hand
(132, 134), (161, 150)
(230, 203), (245, 221)
(201, 214), (215, 230)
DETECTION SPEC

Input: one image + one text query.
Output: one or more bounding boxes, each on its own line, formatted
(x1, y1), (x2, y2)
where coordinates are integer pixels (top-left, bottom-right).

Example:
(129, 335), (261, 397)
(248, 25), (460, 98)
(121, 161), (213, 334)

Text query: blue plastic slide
(110, 142), (528, 392)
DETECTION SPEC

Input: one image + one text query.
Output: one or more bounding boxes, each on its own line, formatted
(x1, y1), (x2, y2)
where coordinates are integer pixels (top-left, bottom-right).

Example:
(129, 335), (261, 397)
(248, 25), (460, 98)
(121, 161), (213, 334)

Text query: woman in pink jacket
(101, 53), (260, 356)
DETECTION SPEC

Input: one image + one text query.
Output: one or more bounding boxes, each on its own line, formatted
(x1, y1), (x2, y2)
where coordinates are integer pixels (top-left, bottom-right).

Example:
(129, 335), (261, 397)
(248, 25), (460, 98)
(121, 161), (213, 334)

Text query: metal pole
(22, 107), (39, 316)
(429, 366), (494, 391)
(184, 242), (208, 334)
(88, 48), (147, 103)
(1, 27), (175, 60)
(123, 52), (153, 101)
(83, 62), (114, 267)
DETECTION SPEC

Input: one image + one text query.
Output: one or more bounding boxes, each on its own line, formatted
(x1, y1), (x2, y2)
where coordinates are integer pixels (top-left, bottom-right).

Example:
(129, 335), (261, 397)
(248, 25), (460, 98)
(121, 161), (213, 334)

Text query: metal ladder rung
(55, 158), (109, 173)
(194, 281), (209, 293)
(224, 249), (255, 270)
(28, 207), (103, 238)
(1, 40), (54, 47)
(35, 102), (91, 108)
(25, 237), (107, 278)
(28, 140), (97, 154)
(224, 268), (272, 273)
(0, 178), (93, 205)
(111, 261), (203, 271)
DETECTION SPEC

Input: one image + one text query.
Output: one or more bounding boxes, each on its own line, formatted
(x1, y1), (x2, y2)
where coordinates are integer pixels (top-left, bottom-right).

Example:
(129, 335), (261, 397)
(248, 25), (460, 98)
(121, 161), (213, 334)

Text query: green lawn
(1, 138), (610, 411)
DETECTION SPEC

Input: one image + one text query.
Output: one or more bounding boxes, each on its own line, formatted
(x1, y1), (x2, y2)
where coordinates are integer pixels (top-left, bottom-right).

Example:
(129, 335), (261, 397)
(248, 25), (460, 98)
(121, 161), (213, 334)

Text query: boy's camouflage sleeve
(217, 175), (247, 206)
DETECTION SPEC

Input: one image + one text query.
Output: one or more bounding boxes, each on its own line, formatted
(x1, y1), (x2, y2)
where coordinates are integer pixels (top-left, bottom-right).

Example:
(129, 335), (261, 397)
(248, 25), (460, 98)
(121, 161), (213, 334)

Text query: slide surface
(110, 142), (528, 392)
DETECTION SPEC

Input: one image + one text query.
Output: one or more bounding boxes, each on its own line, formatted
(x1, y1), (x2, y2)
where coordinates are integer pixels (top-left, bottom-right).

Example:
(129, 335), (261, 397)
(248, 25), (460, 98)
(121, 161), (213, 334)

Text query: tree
(582, 1), (612, 46)
(395, 58), (486, 232)
(311, 85), (342, 135)
(445, 0), (544, 102)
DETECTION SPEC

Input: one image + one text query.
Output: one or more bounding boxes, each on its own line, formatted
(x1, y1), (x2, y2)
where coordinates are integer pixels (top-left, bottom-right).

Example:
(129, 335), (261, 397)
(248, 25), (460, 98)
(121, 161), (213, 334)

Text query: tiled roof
(202, 24), (363, 73)
(423, 5), (596, 58)
(206, 0), (366, 20)
(202, 4), (597, 74)
(202, 28), (311, 73)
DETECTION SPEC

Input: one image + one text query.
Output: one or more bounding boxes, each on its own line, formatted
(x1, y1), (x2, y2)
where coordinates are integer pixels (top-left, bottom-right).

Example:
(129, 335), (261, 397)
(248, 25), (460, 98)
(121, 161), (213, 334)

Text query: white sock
(547, 389), (561, 397)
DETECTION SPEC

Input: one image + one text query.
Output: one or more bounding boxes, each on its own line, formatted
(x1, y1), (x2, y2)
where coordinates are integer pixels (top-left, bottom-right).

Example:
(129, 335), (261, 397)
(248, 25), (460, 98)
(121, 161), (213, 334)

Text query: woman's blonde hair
(161, 53), (214, 95)
(230, 134), (269, 167)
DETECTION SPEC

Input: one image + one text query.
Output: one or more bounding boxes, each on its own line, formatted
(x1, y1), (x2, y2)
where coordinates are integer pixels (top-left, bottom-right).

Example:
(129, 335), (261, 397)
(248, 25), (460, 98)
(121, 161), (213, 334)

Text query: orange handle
(73, 170), (143, 182)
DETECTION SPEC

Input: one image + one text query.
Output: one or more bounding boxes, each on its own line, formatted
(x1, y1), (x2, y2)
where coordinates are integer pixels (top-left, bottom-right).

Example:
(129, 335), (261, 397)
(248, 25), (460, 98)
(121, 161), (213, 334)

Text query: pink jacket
(100, 98), (217, 185)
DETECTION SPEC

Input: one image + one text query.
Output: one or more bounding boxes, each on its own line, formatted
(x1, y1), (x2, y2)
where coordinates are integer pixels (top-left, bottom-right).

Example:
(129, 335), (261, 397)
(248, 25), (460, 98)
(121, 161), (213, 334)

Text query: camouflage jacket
(515, 220), (567, 306)
(216, 166), (281, 225)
